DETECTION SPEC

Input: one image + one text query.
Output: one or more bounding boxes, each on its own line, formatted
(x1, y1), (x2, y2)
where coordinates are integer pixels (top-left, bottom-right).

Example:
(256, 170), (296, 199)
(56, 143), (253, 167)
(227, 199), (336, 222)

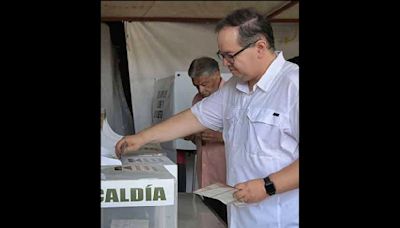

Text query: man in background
(184, 56), (227, 223)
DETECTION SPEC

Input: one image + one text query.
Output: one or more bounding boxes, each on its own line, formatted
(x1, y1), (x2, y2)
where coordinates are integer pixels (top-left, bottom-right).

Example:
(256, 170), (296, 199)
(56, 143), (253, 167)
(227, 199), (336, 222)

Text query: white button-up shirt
(191, 51), (299, 228)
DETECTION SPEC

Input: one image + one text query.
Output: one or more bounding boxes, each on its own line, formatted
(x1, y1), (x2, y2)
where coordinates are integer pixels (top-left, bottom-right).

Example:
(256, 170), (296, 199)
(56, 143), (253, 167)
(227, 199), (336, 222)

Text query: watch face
(264, 177), (276, 195)
(265, 183), (275, 193)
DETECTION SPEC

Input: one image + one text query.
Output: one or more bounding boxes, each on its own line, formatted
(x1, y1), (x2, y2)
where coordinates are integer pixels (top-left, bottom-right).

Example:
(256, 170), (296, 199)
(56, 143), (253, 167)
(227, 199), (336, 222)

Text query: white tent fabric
(101, 23), (135, 135)
(125, 21), (223, 132)
(125, 21), (299, 133)
(273, 23), (299, 59)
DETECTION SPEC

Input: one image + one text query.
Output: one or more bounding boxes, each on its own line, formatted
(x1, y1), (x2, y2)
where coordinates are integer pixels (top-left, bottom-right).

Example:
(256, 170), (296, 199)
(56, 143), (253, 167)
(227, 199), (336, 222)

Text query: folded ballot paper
(101, 154), (122, 166)
(101, 118), (123, 160)
(193, 183), (246, 207)
(101, 117), (165, 166)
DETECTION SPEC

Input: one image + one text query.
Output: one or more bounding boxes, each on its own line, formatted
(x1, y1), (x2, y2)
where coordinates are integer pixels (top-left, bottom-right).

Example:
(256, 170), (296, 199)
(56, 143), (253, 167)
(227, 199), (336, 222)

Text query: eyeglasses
(216, 40), (259, 63)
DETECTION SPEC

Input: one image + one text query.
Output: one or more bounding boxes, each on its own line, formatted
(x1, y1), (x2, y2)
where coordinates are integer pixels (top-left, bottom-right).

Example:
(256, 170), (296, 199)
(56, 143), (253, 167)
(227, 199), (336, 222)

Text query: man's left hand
(233, 178), (268, 204)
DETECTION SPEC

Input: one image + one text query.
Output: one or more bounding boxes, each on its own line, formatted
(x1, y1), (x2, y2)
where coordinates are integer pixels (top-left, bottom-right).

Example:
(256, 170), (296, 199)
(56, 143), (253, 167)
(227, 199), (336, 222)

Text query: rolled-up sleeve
(190, 89), (224, 132)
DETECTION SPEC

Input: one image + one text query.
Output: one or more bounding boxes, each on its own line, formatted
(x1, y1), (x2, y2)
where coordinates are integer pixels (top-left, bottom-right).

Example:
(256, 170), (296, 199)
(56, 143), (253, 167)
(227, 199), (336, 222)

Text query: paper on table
(193, 183), (246, 207)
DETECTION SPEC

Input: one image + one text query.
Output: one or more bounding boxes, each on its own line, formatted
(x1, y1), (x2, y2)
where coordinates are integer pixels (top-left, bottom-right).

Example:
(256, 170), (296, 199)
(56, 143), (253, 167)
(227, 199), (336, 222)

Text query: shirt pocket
(246, 108), (282, 156)
(223, 107), (240, 146)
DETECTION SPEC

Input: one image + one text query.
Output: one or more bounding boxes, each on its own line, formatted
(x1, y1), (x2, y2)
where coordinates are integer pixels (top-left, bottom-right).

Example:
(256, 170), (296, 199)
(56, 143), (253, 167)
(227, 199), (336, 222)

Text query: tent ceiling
(101, 1), (298, 22)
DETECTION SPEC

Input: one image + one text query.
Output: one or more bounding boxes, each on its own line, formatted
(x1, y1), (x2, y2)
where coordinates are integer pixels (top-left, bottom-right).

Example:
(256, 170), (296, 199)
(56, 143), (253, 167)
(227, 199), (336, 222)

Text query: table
(178, 193), (227, 228)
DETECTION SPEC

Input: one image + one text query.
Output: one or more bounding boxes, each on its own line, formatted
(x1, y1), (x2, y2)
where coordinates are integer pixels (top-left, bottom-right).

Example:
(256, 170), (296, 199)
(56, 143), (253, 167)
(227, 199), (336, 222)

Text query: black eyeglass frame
(216, 40), (260, 62)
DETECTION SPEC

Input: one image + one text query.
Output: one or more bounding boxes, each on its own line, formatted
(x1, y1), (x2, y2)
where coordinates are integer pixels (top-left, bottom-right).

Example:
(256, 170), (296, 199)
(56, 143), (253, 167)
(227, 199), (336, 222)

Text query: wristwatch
(263, 176), (276, 196)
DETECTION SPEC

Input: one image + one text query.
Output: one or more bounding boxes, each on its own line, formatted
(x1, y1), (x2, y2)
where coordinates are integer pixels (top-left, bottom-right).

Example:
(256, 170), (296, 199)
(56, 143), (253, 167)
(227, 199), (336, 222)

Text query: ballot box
(121, 153), (177, 180)
(101, 163), (177, 228)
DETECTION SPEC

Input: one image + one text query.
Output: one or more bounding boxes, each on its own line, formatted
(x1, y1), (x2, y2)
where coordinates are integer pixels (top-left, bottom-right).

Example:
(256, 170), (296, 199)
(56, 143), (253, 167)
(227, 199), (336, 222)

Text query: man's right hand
(115, 134), (145, 158)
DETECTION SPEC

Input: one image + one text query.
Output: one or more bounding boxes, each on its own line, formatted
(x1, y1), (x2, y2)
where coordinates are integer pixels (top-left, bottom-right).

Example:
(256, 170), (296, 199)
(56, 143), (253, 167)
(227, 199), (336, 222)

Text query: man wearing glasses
(116, 8), (299, 228)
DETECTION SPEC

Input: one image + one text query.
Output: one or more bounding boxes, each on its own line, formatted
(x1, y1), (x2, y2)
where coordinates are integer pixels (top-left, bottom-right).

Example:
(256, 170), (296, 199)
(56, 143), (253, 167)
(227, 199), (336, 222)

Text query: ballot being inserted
(193, 183), (246, 207)
(101, 155), (122, 166)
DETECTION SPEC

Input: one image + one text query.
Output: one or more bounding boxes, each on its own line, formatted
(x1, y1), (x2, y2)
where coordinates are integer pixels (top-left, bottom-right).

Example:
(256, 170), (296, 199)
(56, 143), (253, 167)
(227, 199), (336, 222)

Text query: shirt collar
(219, 77), (225, 88)
(235, 51), (286, 94)
(256, 51), (285, 92)
(236, 79), (248, 93)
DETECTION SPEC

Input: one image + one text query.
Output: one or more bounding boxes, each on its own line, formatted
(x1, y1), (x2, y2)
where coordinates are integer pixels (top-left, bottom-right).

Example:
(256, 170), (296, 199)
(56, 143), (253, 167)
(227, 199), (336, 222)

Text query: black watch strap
(264, 176), (276, 196)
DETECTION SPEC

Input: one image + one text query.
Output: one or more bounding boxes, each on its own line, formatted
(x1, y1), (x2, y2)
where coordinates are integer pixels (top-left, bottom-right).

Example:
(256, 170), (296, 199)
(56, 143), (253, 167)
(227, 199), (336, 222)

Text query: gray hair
(188, 57), (220, 79)
(215, 8), (275, 50)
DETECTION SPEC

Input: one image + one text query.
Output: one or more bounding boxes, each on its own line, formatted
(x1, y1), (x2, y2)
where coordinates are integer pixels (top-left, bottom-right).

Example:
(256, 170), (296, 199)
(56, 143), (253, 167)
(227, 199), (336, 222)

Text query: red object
(176, 150), (186, 164)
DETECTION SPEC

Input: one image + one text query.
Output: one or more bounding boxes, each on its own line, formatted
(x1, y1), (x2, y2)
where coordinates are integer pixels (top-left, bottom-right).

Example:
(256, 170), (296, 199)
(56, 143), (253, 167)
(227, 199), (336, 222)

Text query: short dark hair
(215, 8), (275, 50)
(188, 57), (220, 79)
